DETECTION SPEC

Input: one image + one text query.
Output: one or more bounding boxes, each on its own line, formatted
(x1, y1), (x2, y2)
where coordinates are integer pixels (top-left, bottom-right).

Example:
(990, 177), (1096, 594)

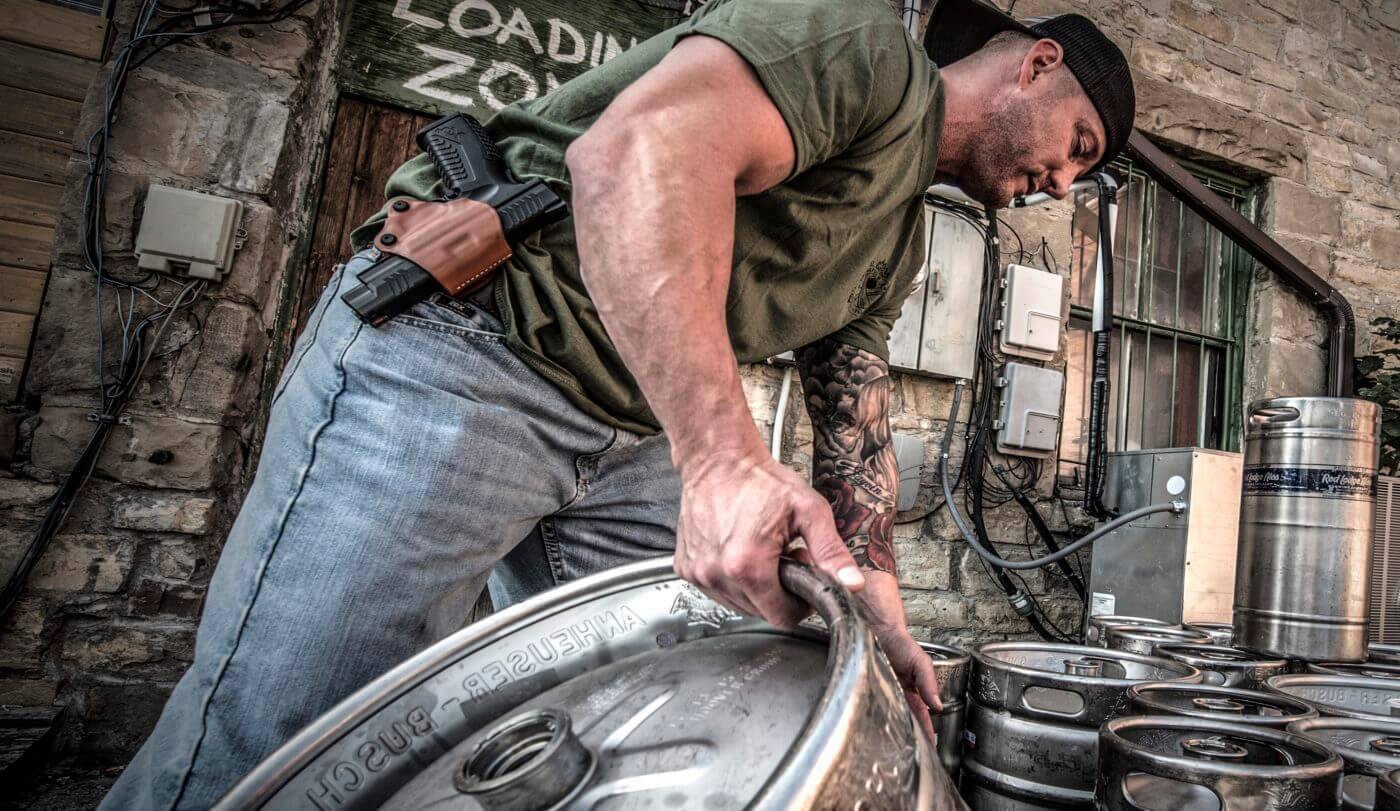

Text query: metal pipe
(1125, 130), (1355, 396)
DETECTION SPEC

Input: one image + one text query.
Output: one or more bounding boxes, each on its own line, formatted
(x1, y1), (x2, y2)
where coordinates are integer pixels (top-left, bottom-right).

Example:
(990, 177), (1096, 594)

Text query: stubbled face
(957, 60), (1107, 209)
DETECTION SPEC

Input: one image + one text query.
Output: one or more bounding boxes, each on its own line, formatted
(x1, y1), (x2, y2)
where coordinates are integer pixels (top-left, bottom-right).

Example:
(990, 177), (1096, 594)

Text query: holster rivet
(380, 233), (397, 245)
(392, 200), (409, 212)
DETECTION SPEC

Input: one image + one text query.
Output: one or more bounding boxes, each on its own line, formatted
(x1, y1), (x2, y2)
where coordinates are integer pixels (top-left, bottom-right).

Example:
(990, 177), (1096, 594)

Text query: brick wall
(0, 0), (1396, 765)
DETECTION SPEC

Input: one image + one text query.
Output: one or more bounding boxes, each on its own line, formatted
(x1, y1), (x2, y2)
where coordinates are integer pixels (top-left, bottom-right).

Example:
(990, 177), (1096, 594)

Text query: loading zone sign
(340, 0), (697, 116)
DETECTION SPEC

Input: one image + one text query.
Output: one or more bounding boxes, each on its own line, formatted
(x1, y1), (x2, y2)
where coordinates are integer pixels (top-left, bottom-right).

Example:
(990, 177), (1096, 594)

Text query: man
(105, 0), (1134, 806)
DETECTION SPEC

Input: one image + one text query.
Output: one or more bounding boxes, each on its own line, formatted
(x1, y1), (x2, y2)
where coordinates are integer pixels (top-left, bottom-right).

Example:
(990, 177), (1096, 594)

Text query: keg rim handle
(1249, 405), (1300, 425)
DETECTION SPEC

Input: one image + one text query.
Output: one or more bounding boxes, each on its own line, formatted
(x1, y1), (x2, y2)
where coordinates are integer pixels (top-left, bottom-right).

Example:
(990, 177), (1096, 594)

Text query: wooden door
(294, 96), (434, 339)
(0, 0), (107, 401)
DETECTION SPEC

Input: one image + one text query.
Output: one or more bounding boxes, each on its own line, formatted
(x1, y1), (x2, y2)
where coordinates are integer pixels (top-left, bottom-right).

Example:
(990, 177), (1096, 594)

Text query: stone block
(1307, 161), (1352, 196)
(1370, 226), (1400, 269)
(1178, 60), (1259, 110)
(1134, 74), (1306, 182)
(27, 534), (133, 594)
(1342, 13), (1398, 64)
(893, 537), (951, 591)
(61, 621), (195, 676)
(198, 18), (314, 77)
(1255, 283), (1326, 344)
(31, 406), (235, 491)
(1232, 20), (1285, 59)
(0, 677), (57, 707)
(1130, 40), (1182, 80)
(1201, 42), (1249, 75)
(0, 596), (47, 672)
(1329, 116), (1378, 149)
(151, 541), (205, 581)
(1255, 0), (1297, 22)
(178, 301), (268, 418)
(971, 598), (1033, 634)
(1267, 182), (1342, 238)
(1308, 135), (1354, 168)
(1170, 1), (1234, 43)
(111, 492), (216, 536)
(217, 200), (283, 324)
(1259, 87), (1327, 129)
(1298, 75), (1362, 117)
(902, 590), (968, 628)
(1366, 102), (1400, 131)
(1261, 338), (1327, 398)
(0, 478), (59, 511)
(1249, 58), (1296, 91)
(1280, 26), (1329, 68)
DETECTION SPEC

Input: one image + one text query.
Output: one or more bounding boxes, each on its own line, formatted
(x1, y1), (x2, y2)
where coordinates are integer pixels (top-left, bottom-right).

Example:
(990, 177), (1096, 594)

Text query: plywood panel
(0, 40), (96, 101)
(0, 85), (82, 144)
(0, 266), (47, 315)
(0, 0), (107, 60)
(0, 131), (70, 184)
(0, 176), (62, 227)
(0, 312), (36, 358)
(0, 219), (56, 270)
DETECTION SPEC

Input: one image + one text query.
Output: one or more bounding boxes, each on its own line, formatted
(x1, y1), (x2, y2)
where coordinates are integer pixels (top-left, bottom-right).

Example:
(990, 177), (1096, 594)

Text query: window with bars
(1059, 160), (1254, 480)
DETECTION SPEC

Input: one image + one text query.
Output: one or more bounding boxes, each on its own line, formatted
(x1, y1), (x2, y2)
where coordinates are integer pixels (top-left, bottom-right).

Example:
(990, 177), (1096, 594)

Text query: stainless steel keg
(1380, 769), (1400, 811)
(1097, 716), (1342, 810)
(1084, 615), (1172, 647)
(1104, 625), (1212, 656)
(1290, 717), (1400, 811)
(1234, 397), (1381, 661)
(1312, 661), (1400, 680)
(1373, 645), (1400, 666)
(1154, 643), (1289, 689)
(961, 642), (1202, 810)
(1128, 682), (1317, 728)
(921, 642), (970, 781)
(214, 559), (964, 810)
(1184, 621), (1234, 646)
(1268, 674), (1400, 723)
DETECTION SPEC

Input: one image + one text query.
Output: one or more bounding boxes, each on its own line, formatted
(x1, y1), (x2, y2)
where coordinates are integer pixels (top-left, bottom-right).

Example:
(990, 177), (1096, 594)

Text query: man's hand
(675, 449), (866, 628)
(858, 571), (943, 743)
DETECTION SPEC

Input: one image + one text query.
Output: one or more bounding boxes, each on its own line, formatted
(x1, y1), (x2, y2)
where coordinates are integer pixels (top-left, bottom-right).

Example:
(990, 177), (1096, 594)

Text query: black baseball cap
(923, 0), (1135, 173)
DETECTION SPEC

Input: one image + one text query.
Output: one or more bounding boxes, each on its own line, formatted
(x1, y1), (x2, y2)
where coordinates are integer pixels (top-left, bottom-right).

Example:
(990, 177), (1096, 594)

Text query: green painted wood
(339, 0), (694, 115)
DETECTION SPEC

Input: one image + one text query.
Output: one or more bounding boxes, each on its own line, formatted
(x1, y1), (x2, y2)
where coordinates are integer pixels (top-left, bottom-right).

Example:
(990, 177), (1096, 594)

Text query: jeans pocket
(397, 295), (506, 341)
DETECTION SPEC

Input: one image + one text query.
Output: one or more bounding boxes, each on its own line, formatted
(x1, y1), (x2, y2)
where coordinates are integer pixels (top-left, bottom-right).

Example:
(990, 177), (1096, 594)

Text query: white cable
(771, 366), (793, 461)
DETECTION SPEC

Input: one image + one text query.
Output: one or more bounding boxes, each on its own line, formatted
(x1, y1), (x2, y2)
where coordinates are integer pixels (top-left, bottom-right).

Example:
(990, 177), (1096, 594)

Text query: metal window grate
(1370, 475), (1400, 644)
(1059, 158), (1254, 480)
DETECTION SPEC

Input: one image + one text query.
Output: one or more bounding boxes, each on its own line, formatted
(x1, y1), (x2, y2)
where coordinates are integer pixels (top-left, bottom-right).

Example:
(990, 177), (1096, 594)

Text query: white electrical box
(886, 203), (986, 379)
(996, 362), (1064, 457)
(998, 263), (1065, 360)
(134, 185), (244, 281)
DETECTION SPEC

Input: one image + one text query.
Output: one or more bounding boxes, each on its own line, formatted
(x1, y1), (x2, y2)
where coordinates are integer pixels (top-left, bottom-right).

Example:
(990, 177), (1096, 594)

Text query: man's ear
(1018, 38), (1066, 89)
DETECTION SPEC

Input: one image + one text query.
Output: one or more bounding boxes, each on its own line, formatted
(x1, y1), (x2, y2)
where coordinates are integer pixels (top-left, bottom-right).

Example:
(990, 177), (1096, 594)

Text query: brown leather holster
(374, 196), (512, 297)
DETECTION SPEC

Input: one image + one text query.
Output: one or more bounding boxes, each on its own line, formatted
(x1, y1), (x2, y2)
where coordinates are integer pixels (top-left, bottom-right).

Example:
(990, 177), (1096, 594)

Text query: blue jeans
(102, 250), (681, 810)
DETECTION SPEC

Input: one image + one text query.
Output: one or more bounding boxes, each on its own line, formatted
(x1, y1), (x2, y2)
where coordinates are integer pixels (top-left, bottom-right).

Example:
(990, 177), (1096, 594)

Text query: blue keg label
(1242, 465), (1376, 498)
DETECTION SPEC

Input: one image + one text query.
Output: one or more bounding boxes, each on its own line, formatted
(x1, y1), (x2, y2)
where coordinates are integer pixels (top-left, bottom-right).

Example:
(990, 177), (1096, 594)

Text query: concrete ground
(2, 758), (118, 811)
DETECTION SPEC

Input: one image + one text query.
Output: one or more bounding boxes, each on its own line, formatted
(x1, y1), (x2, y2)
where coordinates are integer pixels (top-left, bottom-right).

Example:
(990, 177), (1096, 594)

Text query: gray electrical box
(995, 362), (1063, 457)
(134, 185), (244, 281)
(999, 263), (1064, 360)
(1088, 448), (1242, 624)
(891, 433), (925, 512)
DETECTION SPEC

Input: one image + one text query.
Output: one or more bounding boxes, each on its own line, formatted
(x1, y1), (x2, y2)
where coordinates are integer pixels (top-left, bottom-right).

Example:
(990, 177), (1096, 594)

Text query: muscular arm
(566, 35), (864, 626)
(795, 339), (898, 575)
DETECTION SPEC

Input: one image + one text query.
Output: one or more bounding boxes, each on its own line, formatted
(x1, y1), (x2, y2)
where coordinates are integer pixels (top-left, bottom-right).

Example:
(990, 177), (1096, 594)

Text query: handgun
(341, 113), (569, 326)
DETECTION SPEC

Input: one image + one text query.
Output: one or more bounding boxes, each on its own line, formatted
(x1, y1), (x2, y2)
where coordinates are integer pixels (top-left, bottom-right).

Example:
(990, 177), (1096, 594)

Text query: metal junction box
(1088, 448), (1242, 624)
(135, 184), (244, 281)
(998, 263), (1064, 360)
(996, 362), (1063, 458)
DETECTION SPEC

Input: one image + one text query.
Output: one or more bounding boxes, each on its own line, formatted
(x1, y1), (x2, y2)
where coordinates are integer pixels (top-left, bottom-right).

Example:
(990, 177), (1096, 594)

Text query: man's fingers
(791, 499), (864, 592)
(904, 686), (936, 742)
(722, 547), (807, 628)
(913, 656), (944, 712)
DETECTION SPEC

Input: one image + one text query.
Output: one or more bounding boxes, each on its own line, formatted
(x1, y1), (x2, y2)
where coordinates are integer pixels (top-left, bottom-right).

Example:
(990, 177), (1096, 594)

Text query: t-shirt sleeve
(823, 296), (902, 360)
(680, 0), (915, 178)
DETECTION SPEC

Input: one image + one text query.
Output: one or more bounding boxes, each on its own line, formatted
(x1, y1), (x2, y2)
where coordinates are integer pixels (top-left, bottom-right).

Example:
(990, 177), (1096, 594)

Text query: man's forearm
(796, 339), (899, 574)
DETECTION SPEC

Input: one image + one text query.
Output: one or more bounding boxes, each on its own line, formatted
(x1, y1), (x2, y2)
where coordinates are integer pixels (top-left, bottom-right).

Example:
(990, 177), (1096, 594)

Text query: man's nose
(1046, 168), (1076, 200)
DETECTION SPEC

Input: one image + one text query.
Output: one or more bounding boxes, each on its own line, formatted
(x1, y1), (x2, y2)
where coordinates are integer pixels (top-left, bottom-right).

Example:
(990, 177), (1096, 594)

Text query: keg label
(1091, 592), (1116, 616)
(1242, 465), (1376, 499)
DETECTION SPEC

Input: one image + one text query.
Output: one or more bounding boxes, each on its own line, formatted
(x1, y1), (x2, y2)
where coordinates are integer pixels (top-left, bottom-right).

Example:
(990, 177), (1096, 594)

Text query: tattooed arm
(797, 338), (942, 734)
(795, 339), (899, 574)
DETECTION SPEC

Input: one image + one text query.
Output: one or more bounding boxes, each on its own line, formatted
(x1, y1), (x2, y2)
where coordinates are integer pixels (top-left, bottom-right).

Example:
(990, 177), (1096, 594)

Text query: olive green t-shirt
(350, 0), (944, 434)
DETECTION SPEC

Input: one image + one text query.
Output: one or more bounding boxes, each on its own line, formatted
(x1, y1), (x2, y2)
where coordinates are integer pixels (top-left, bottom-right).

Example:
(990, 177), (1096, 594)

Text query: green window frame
(1059, 158), (1255, 480)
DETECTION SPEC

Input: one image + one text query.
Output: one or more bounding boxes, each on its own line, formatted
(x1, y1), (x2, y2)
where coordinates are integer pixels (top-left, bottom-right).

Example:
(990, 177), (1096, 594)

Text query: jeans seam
(168, 318), (365, 810)
(394, 314), (505, 342)
(538, 518), (566, 586)
(272, 262), (348, 408)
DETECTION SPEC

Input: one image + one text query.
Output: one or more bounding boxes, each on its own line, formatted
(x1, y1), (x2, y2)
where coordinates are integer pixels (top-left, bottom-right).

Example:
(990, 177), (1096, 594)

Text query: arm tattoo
(796, 338), (898, 575)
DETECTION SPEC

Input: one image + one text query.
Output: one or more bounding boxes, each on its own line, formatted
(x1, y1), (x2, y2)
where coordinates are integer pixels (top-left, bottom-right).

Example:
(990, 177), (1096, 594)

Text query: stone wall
(0, 0), (344, 758)
(0, 0), (1396, 768)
